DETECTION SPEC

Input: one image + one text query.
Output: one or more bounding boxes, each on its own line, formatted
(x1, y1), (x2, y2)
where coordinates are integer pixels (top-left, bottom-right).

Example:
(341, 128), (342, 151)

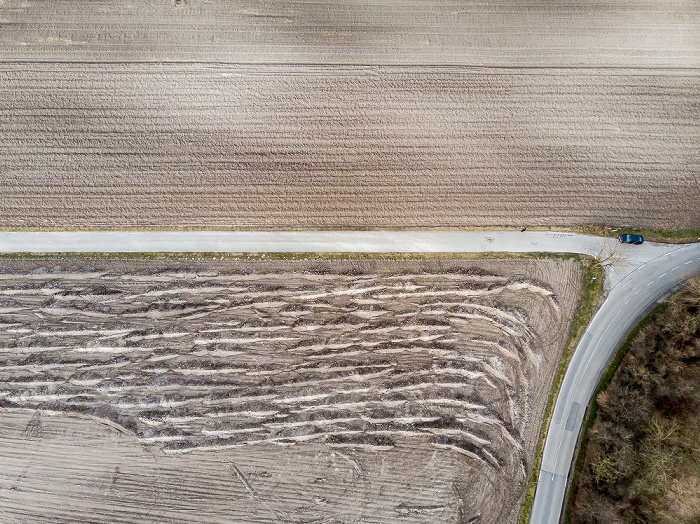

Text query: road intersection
(1, 230), (698, 523)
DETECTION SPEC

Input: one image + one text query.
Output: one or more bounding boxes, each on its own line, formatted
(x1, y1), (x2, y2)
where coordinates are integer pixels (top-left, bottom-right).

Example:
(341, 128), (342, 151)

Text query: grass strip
(0, 251), (570, 261)
(519, 255), (605, 524)
(0, 225), (522, 232)
(572, 226), (700, 244)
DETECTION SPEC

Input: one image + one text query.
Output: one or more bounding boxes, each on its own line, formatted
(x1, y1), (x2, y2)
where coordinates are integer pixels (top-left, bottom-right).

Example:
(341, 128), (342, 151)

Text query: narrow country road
(1, 230), (699, 523)
(0, 230), (677, 287)
(530, 240), (700, 524)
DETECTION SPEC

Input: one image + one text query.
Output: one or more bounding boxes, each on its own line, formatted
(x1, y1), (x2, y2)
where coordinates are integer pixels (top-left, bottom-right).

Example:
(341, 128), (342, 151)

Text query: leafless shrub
(571, 278), (700, 522)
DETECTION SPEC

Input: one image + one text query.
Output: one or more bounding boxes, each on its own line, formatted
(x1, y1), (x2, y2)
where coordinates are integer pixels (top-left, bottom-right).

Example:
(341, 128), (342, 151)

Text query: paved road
(4, 230), (602, 254)
(0, 230), (676, 286)
(531, 240), (700, 523)
(1, 230), (698, 523)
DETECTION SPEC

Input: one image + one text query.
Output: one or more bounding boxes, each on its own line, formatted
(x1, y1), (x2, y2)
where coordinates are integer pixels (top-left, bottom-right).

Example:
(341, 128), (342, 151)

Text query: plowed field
(0, 0), (699, 229)
(1, 64), (698, 229)
(1, 0), (698, 67)
(0, 257), (580, 523)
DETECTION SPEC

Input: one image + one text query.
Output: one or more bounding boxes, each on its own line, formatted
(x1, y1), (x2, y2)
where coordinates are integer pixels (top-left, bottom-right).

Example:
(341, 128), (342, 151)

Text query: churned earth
(0, 256), (580, 523)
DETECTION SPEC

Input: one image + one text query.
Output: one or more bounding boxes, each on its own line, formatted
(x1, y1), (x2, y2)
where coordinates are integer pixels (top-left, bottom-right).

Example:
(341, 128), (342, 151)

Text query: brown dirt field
(1, 0), (698, 67)
(0, 257), (581, 523)
(1, 64), (698, 230)
(0, 0), (699, 230)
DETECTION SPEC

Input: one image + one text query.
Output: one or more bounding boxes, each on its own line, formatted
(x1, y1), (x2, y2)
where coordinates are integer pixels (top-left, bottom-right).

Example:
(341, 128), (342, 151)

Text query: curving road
(1, 230), (699, 523)
(530, 241), (700, 523)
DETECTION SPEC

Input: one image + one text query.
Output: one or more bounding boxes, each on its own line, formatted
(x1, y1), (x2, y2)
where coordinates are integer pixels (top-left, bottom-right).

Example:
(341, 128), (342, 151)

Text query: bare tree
(592, 238), (627, 270)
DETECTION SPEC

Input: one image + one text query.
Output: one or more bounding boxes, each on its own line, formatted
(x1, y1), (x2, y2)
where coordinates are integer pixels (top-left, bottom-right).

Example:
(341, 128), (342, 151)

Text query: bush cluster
(572, 279), (700, 523)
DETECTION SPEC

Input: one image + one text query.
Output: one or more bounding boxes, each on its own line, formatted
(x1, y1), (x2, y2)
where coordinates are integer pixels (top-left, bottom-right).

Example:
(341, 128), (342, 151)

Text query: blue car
(618, 233), (644, 245)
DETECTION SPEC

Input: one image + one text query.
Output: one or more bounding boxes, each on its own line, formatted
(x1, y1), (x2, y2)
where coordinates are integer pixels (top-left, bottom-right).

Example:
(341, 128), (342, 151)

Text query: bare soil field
(1, 0), (698, 67)
(0, 257), (580, 523)
(0, 0), (699, 230)
(1, 63), (698, 230)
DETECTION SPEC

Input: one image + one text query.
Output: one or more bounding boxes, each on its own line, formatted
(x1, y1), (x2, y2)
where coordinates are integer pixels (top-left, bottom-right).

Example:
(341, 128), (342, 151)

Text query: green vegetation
(519, 255), (605, 524)
(568, 278), (700, 524)
(0, 251), (572, 261)
(573, 226), (700, 245)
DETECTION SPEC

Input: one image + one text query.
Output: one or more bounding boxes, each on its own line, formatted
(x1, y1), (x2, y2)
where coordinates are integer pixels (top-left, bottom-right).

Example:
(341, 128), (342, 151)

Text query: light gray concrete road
(0, 230), (676, 286)
(1, 230), (698, 523)
(4, 230), (601, 254)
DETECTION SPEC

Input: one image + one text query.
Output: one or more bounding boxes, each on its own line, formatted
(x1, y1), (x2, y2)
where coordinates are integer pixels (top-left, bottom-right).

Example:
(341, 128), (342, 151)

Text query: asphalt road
(1, 230), (698, 523)
(531, 240), (700, 523)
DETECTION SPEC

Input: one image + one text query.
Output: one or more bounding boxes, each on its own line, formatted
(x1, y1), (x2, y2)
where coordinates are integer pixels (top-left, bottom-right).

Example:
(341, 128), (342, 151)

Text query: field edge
(519, 254), (605, 524)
